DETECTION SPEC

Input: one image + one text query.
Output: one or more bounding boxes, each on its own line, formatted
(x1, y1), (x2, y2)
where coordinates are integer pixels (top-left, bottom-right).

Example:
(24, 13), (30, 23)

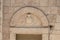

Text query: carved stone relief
(10, 7), (49, 27)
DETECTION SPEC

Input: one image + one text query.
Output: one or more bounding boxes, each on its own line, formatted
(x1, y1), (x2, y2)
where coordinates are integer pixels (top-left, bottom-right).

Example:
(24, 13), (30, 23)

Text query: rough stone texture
(49, 0), (57, 6)
(56, 15), (60, 22)
(2, 0), (60, 40)
(50, 34), (60, 40)
(57, 0), (60, 7)
(0, 0), (2, 40)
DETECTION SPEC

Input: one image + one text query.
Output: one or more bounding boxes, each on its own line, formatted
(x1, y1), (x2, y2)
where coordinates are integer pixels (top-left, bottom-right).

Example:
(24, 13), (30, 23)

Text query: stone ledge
(51, 30), (60, 35)
(10, 28), (49, 34)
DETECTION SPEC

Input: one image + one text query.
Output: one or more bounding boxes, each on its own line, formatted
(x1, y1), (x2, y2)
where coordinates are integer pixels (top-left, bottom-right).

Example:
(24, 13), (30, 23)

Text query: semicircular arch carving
(10, 7), (49, 27)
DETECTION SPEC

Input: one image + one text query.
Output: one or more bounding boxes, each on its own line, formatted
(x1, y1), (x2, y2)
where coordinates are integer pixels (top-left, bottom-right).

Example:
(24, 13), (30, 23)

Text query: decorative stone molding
(10, 28), (49, 40)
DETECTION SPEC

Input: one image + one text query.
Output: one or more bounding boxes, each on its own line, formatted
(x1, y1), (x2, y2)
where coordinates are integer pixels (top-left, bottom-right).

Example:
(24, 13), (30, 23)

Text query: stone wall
(2, 0), (60, 40)
(0, 0), (2, 40)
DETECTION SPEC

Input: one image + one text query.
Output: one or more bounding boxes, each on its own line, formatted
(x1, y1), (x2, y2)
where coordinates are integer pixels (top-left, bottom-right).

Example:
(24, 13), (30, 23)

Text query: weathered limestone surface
(2, 0), (60, 40)
(50, 34), (60, 40)
(0, 0), (2, 40)
(57, 0), (60, 7)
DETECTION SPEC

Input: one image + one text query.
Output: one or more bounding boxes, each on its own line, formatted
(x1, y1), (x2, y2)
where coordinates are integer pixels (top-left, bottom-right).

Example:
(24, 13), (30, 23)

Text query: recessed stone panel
(16, 34), (42, 40)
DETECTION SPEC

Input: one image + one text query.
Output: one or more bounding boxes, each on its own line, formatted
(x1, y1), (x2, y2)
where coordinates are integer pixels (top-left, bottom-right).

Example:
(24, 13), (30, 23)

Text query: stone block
(11, 0), (40, 7)
(47, 14), (56, 23)
(42, 34), (48, 40)
(57, 0), (60, 7)
(3, 0), (11, 6)
(48, 7), (58, 14)
(40, 0), (48, 6)
(49, 0), (57, 6)
(10, 28), (49, 34)
(54, 23), (60, 29)
(51, 30), (60, 34)
(58, 7), (60, 15)
(0, 33), (2, 40)
(56, 15), (60, 22)
(40, 7), (58, 15)
(50, 34), (60, 40)
(39, 7), (49, 15)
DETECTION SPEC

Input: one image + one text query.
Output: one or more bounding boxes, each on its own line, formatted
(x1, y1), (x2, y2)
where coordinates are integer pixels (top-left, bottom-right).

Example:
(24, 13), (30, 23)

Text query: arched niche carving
(10, 7), (49, 27)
